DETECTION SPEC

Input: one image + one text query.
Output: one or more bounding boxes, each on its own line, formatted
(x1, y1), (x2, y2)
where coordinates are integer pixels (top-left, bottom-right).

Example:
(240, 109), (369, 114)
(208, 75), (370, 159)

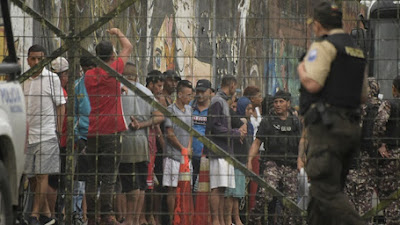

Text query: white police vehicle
(0, 1), (27, 225)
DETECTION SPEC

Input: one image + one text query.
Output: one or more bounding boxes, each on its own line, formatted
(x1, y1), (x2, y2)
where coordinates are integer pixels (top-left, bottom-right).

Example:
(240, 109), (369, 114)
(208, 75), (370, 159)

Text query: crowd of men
(21, 2), (400, 225)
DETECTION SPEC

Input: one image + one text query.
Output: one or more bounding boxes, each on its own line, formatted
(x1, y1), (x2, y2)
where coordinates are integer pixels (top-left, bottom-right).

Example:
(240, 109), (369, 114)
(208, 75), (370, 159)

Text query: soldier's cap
(195, 79), (212, 91)
(274, 90), (291, 101)
(163, 70), (181, 81)
(51, 57), (69, 73)
(308, 2), (342, 28)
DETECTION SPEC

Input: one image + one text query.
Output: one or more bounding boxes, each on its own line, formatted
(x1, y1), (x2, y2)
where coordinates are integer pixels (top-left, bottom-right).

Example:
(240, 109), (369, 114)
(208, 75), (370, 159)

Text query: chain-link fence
(1, 0), (400, 224)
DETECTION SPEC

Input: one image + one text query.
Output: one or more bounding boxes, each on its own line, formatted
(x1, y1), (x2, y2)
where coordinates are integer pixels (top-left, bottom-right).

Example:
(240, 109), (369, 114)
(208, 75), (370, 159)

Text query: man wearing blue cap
(191, 79), (212, 191)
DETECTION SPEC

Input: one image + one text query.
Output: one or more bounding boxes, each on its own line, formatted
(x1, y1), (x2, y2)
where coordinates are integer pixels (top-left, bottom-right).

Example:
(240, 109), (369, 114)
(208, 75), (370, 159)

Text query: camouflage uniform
(345, 78), (380, 218)
(373, 96), (400, 224)
(250, 161), (298, 224)
(249, 109), (301, 225)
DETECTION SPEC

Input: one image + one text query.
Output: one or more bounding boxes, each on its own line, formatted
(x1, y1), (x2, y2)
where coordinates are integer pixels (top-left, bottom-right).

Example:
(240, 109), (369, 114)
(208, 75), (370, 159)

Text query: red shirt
(85, 58), (127, 135)
(60, 88), (68, 147)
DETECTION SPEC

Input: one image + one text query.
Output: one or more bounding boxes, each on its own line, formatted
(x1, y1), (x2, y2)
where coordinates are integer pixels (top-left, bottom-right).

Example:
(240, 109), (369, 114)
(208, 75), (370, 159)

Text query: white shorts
(162, 157), (192, 187)
(209, 158), (235, 189)
(24, 137), (60, 177)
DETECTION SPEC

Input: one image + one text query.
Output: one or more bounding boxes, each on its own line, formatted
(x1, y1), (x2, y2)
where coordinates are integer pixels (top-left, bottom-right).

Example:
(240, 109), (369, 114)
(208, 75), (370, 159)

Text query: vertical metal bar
(263, 0), (270, 96)
(1, 0), (19, 80)
(262, 1), (270, 221)
(139, 0), (148, 82)
(227, 0), (232, 77)
(212, 0), (217, 88)
(65, 0), (77, 224)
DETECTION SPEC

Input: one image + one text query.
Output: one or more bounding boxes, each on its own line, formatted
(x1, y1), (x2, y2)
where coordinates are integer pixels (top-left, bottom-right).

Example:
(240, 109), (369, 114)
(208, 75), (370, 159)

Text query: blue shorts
(225, 168), (246, 198)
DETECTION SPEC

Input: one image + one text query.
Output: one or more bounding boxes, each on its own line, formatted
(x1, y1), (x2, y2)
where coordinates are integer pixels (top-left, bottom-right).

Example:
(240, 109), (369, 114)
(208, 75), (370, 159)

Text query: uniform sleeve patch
(308, 49), (317, 62)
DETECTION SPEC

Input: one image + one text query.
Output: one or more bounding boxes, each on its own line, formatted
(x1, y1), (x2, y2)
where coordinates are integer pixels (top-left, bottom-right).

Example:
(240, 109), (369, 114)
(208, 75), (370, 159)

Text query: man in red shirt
(84, 28), (132, 225)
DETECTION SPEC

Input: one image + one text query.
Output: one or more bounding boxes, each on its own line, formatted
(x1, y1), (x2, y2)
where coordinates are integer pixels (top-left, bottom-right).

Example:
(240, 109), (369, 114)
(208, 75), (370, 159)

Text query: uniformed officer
(372, 76), (400, 224)
(297, 2), (368, 225)
(247, 90), (301, 224)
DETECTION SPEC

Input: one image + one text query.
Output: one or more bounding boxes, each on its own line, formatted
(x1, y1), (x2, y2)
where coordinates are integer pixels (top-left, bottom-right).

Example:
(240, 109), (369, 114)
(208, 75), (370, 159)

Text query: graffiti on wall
(267, 29), (303, 105)
(18, 0), (365, 105)
(153, 15), (175, 71)
(177, 26), (212, 83)
(148, 0), (212, 83)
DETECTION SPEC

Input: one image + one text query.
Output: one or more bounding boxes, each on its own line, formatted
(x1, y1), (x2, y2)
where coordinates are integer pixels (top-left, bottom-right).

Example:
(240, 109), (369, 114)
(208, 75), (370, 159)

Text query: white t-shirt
(23, 68), (66, 144)
(250, 107), (262, 139)
(250, 106), (265, 151)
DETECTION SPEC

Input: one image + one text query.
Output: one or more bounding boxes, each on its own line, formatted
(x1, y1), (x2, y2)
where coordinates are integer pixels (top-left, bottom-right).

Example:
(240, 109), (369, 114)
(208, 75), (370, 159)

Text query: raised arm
(107, 28), (133, 65)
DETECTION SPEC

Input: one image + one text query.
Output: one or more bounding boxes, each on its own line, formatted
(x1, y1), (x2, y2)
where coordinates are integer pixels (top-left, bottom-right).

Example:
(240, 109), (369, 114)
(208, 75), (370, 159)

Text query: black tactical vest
(262, 115), (300, 165)
(320, 33), (367, 108)
(385, 99), (400, 149)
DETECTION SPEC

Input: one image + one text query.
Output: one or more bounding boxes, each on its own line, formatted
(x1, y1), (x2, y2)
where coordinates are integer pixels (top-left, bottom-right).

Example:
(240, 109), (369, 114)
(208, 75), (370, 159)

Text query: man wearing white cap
(51, 56), (69, 90)
(46, 57), (70, 220)
(50, 57), (69, 151)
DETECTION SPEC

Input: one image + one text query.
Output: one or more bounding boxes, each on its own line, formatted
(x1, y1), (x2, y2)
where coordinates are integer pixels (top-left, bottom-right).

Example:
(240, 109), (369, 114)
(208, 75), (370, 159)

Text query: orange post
(173, 148), (193, 225)
(193, 155), (211, 225)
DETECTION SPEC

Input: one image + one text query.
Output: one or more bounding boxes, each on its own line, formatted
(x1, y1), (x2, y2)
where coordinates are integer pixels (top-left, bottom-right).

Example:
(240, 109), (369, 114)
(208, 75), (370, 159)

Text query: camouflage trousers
(248, 160), (298, 225)
(345, 150), (400, 225)
(376, 148), (400, 225)
(345, 152), (377, 217)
